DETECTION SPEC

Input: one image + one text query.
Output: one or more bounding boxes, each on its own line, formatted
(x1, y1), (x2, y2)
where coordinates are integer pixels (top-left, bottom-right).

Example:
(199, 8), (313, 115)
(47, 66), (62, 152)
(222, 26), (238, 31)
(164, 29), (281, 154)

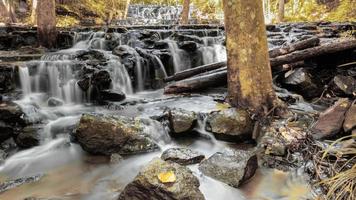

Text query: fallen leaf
(215, 103), (231, 111)
(158, 171), (176, 183)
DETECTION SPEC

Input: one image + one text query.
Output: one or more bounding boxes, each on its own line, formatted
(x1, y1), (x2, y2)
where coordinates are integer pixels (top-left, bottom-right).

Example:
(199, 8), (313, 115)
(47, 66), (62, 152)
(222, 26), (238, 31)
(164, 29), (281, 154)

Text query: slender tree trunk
(37, 0), (57, 48)
(180, 0), (190, 24)
(30, 0), (38, 24)
(123, 0), (131, 19)
(223, 0), (277, 114)
(278, 0), (285, 23)
(0, 0), (16, 23)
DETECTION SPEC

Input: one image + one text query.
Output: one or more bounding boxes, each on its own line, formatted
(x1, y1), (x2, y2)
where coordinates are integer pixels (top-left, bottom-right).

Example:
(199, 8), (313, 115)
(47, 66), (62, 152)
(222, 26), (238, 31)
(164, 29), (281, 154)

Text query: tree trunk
(37, 0), (57, 49)
(278, 0), (285, 23)
(223, 0), (277, 114)
(123, 0), (131, 19)
(30, 0), (38, 24)
(180, 0), (190, 24)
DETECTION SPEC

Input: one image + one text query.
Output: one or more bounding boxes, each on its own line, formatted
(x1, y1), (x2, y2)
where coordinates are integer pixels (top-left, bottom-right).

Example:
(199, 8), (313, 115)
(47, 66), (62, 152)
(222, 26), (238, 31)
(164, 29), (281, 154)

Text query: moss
(56, 16), (79, 27)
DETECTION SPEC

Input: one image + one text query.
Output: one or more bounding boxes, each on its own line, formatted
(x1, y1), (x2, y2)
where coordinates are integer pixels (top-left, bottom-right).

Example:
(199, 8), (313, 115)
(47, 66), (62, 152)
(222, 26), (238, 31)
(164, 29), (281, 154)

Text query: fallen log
(164, 71), (227, 94)
(270, 39), (356, 67)
(165, 37), (320, 83)
(269, 36), (320, 58)
(164, 61), (226, 82)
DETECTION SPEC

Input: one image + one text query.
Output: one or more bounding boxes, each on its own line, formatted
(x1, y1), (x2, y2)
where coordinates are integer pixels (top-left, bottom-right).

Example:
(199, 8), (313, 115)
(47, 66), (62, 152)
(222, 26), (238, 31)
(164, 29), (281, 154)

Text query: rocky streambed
(0, 22), (355, 200)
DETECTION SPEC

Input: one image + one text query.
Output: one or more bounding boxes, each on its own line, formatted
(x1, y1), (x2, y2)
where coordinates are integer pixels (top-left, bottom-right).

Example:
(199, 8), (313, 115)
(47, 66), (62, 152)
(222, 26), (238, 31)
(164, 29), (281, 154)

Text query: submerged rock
(74, 114), (159, 155)
(0, 174), (44, 193)
(47, 97), (64, 107)
(343, 103), (356, 133)
(199, 149), (258, 188)
(15, 125), (41, 148)
(118, 158), (205, 200)
(312, 98), (351, 139)
(206, 108), (253, 141)
(168, 108), (197, 134)
(161, 148), (205, 165)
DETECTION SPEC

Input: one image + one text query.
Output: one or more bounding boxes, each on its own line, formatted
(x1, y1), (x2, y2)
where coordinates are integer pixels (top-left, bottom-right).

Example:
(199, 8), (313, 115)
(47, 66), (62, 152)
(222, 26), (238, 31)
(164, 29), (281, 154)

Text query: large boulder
(0, 122), (13, 144)
(74, 114), (159, 155)
(199, 149), (258, 188)
(331, 75), (356, 96)
(100, 89), (126, 102)
(15, 125), (41, 148)
(161, 148), (205, 165)
(206, 108), (253, 141)
(312, 98), (351, 139)
(91, 70), (112, 90)
(0, 101), (26, 126)
(168, 109), (197, 134)
(118, 158), (205, 200)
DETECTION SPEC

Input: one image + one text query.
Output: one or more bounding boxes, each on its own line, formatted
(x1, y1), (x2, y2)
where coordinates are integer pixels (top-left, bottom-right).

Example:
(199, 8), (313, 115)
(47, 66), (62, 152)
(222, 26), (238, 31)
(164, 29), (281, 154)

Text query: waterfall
(135, 54), (144, 91)
(18, 67), (31, 95)
(109, 60), (133, 95)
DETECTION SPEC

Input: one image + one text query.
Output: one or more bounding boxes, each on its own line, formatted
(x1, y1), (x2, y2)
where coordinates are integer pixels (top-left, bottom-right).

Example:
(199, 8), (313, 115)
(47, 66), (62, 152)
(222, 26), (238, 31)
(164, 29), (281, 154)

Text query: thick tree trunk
(37, 0), (57, 49)
(223, 0), (277, 113)
(277, 0), (285, 23)
(180, 0), (190, 24)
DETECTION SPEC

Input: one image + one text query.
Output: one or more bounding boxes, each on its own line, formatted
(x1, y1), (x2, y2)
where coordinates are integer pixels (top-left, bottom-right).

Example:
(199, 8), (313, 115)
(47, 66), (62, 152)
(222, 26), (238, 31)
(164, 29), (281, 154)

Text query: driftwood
(270, 39), (356, 67)
(164, 61), (226, 82)
(164, 71), (227, 94)
(165, 37), (320, 83)
(164, 40), (356, 94)
(269, 36), (320, 58)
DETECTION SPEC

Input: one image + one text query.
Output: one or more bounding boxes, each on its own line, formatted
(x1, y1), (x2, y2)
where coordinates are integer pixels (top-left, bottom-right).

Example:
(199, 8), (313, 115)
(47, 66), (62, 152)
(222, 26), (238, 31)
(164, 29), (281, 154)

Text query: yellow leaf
(215, 103), (231, 111)
(157, 171), (176, 183)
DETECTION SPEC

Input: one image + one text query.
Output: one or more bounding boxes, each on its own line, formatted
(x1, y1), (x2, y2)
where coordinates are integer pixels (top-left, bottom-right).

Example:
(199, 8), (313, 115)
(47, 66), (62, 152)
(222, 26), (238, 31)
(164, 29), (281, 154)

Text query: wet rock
(113, 45), (137, 57)
(0, 149), (7, 164)
(161, 148), (205, 165)
(77, 76), (91, 92)
(0, 174), (44, 193)
(0, 101), (25, 126)
(91, 70), (112, 90)
(199, 149), (258, 187)
(282, 68), (320, 99)
(206, 108), (253, 141)
(74, 114), (159, 155)
(343, 103), (356, 133)
(100, 89), (126, 102)
(331, 75), (356, 96)
(0, 121), (13, 143)
(47, 97), (64, 107)
(110, 153), (123, 164)
(178, 41), (198, 52)
(0, 64), (16, 93)
(312, 98), (351, 139)
(15, 125), (41, 148)
(76, 49), (106, 61)
(168, 108), (197, 134)
(118, 158), (205, 200)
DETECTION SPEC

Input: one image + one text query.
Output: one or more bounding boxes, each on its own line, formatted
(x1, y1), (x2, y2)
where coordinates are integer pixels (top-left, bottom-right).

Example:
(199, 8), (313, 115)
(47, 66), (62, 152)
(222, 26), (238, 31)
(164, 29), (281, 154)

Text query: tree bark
(37, 0), (57, 49)
(124, 0), (131, 19)
(180, 0), (190, 24)
(270, 40), (356, 67)
(223, 0), (277, 113)
(30, 0), (38, 24)
(277, 0), (285, 23)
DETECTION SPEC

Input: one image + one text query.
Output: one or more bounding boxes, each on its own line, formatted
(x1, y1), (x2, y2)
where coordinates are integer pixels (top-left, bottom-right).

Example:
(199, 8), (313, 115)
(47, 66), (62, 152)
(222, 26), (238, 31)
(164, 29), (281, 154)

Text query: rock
(282, 68), (320, 99)
(0, 101), (25, 126)
(343, 103), (356, 132)
(74, 114), (159, 155)
(0, 121), (13, 143)
(0, 149), (7, 164)
(113, 45), (137, 57)
(77, 76), (91, 92)
(312, 98), (351, 139)
(0, 64), (16, 93)
(168, 109), (197, 134)
(206, 108), (253, 141)
(100, 89), (126, 102)
(0, 174), (44, 193)
(91, 70), (112, 90)
(15, 125), (41, 148)
(331, 75), (356, 96)
(161, 148), (205, 165)
(110, 153), (123, 164)
(76, 49), (106, 61)
(47, 97), (64, 107)
(118, 158), (205, 200)
(199, 149), (258, 188)
(178, 41), (198, 52)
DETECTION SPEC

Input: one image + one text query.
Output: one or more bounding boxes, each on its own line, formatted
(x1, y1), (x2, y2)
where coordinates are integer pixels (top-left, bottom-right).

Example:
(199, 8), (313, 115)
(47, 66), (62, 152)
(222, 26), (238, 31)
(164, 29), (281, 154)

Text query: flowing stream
(0, 29), (258, 200)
